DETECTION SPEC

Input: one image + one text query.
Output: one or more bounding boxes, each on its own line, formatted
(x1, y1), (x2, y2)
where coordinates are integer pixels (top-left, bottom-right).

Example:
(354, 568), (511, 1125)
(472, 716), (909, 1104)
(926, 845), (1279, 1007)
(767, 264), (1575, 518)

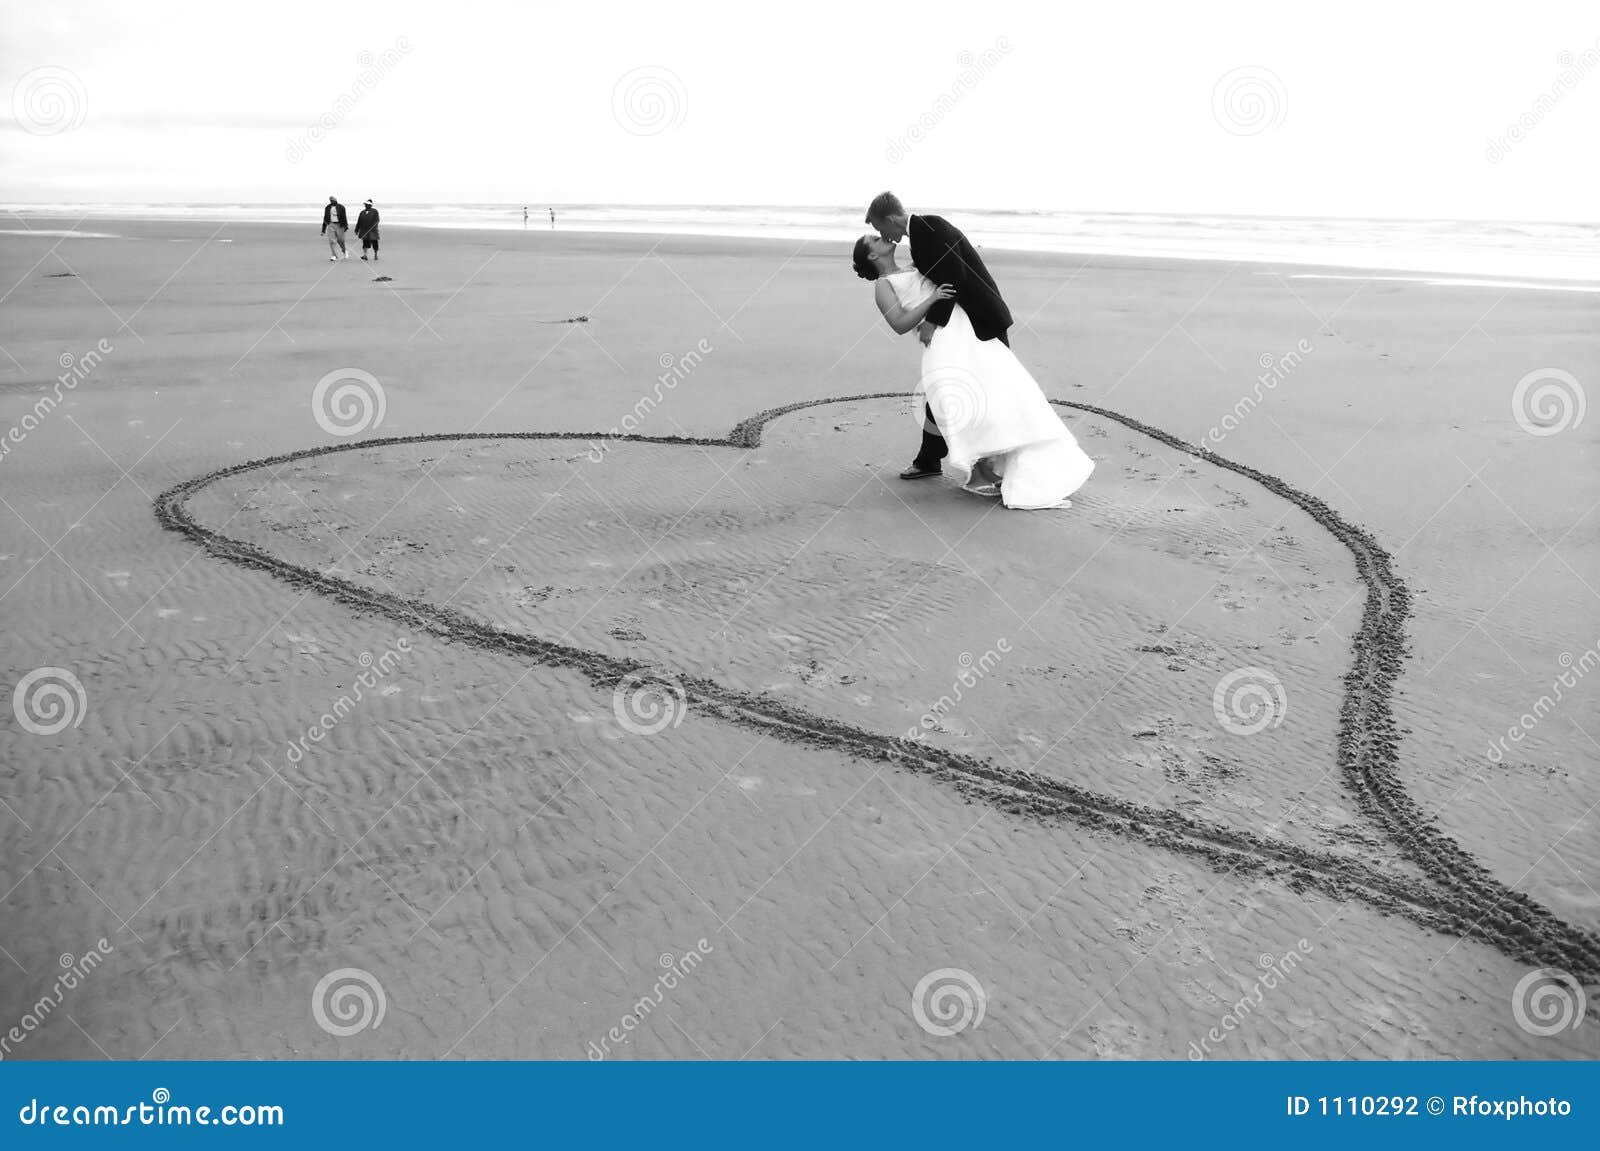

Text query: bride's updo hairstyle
(852, 235), (879, 281)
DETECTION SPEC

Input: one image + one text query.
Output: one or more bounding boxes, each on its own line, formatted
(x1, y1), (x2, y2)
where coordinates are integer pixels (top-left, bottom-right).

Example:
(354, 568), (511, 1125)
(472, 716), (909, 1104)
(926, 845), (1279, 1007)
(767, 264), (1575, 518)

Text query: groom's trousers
(912, 328), (1010, 471)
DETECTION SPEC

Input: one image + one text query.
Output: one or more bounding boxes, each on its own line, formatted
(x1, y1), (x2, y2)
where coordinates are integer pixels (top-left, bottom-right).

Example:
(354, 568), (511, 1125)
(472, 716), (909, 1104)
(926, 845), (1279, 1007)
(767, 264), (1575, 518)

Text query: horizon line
(2, 201), (1598, 229)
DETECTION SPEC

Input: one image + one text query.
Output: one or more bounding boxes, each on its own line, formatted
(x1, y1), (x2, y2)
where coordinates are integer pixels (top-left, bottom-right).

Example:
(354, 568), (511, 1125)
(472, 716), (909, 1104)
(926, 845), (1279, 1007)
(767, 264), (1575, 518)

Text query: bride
(852, 234), (1094, 510)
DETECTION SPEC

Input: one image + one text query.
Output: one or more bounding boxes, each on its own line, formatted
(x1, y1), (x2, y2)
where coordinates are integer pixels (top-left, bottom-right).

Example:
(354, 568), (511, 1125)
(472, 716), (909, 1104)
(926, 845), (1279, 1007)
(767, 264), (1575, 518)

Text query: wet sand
(1, 217), (1596, 1059)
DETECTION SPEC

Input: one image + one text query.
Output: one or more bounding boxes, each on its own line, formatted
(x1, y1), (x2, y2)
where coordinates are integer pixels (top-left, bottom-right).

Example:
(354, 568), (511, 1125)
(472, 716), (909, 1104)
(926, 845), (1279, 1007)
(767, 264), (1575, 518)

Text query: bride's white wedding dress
(888, 268), (1094, 509)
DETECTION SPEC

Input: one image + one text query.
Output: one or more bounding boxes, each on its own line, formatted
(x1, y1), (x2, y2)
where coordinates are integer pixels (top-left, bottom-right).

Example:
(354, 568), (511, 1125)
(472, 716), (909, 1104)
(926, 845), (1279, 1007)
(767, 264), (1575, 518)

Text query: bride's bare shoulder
(873, 277), (897, 306)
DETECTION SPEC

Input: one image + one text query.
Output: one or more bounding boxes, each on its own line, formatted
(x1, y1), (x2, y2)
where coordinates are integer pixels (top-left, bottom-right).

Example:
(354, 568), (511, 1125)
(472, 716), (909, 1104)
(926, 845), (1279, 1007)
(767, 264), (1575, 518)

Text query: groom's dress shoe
(899, 463), (942, 480)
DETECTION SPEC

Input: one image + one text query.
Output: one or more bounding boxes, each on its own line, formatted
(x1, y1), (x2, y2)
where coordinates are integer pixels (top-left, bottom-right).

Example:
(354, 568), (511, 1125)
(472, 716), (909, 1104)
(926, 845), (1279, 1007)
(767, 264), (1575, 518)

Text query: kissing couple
(853, 191), (1094, 510)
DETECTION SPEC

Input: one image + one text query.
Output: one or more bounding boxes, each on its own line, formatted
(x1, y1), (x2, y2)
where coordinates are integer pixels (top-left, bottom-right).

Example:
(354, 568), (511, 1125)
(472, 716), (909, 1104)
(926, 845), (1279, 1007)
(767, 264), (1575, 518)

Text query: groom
(864, 191), (1013, 479)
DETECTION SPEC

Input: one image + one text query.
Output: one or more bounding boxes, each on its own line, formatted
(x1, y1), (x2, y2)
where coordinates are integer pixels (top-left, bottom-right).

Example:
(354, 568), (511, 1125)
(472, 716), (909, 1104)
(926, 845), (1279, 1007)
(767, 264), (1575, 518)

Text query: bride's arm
(874, 281), (957, 334)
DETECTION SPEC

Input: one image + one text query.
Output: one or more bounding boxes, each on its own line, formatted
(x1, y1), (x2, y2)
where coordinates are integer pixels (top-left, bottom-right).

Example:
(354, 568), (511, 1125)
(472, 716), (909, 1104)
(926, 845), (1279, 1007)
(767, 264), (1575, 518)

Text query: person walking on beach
(355, 199), (381, 261)
(321, 196), (350, 260)
(549, 207), (556, 229)
(523, 206), (529, 228)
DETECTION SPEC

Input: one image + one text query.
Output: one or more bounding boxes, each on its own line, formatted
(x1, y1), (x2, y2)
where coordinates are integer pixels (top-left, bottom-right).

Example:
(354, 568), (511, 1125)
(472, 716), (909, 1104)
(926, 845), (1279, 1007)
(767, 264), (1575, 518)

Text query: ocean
(5, 202), (1598, 287)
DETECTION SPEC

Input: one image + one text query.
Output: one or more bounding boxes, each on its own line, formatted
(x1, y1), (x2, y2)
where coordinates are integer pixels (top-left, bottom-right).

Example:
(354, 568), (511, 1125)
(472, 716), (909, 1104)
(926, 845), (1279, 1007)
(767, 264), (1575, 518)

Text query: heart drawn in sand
(154, 393), (1600, 980)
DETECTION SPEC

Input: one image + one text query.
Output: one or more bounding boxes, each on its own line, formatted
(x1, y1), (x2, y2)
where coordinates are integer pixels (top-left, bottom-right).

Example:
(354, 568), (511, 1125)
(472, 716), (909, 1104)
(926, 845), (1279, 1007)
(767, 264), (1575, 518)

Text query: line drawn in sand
(154, 393), (1600, 983)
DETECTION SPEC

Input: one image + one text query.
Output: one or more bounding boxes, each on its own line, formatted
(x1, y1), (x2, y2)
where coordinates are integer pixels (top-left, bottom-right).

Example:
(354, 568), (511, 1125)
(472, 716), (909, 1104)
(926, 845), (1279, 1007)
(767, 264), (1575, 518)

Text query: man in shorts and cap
(355, 199), (381, 261)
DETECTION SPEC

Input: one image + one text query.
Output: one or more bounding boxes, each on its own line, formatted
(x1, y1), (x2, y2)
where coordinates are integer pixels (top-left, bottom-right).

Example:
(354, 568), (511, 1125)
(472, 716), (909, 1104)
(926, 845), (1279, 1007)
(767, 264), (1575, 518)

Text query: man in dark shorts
(355, 200), (381, 261)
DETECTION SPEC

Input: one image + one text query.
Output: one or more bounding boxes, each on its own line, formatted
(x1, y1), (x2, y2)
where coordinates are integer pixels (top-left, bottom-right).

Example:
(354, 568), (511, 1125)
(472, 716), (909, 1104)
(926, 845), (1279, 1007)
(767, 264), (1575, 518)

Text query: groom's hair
(865, 191), (904, 222)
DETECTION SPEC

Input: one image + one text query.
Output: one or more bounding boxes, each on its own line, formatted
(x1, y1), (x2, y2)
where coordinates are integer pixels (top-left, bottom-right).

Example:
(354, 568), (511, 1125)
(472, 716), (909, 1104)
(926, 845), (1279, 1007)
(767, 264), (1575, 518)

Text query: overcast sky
(3, 0), (1596, 220)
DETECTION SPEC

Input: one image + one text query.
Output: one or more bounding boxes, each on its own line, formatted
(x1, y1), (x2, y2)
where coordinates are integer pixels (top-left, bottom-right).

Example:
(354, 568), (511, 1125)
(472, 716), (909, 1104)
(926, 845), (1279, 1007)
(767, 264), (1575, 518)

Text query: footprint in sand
(1088, 1019), (1146, 1059)
(1213, 583), (1260, 613)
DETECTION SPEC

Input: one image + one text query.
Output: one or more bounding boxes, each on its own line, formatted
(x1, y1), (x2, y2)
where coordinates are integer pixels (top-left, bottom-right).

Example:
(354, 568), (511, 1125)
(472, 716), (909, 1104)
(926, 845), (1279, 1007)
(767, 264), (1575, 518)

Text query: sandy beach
(1, 217), (1595, 1060)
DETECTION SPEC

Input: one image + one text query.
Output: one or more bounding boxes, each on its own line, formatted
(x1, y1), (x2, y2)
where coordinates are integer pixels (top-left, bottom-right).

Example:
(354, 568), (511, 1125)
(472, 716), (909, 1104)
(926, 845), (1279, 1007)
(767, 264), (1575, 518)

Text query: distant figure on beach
(549, 208), (556, 229)
(855, 191), (1092, 510)
(355, 200), (381, 262)
(321, 196), (349, 261)
(523, 206), (528, 228)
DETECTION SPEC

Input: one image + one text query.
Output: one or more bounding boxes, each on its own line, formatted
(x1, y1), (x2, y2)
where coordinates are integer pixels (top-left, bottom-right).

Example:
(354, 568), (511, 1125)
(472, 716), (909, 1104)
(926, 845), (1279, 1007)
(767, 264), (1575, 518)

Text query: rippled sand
(1, 219), (1595, 1059)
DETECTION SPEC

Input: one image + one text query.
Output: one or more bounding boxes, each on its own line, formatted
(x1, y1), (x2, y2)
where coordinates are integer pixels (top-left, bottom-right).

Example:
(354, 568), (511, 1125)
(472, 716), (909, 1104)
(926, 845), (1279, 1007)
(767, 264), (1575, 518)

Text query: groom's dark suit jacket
(908, 214), (1012, 343)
